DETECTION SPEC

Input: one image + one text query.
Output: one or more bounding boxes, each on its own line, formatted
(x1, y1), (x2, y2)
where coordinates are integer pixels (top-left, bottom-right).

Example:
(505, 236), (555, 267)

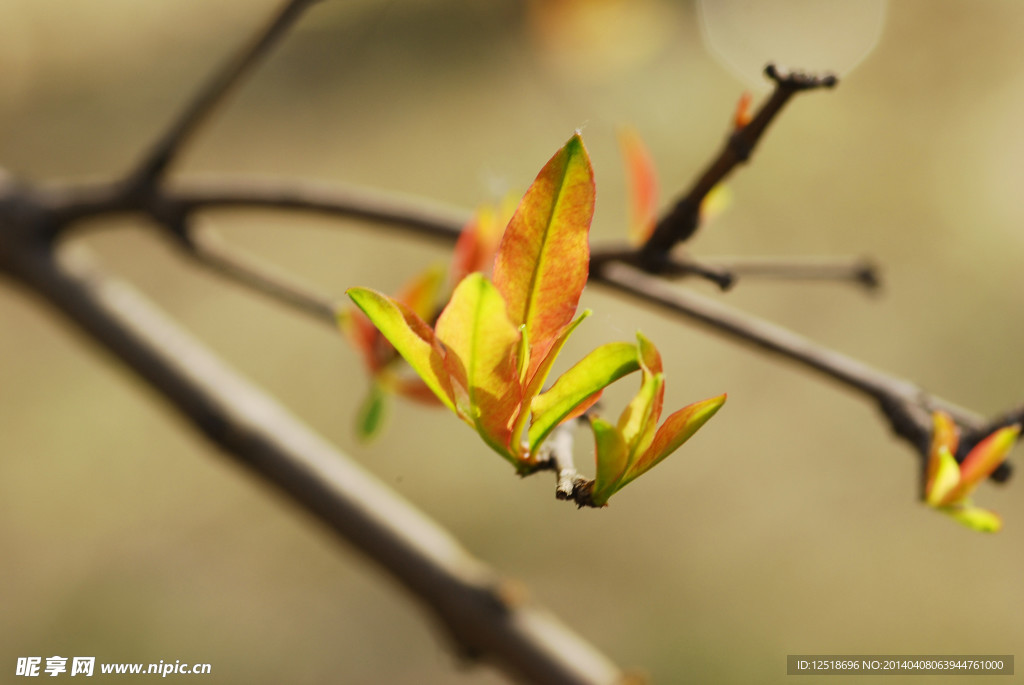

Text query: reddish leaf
(618, 126), (659, 245)
(493, 133), (595, 374)
(626, 393), (727, 485)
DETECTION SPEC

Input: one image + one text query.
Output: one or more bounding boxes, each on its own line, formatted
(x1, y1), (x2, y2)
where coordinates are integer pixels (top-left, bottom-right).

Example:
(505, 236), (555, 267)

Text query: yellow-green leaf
(513, 310), (591, 453)
(926, 445), (961, 507)
(617, 370), (663, 465)
(528, 341), (639, 453)
(926, 411), (959, 498)
(435, 274), (523, 459)
(493, 133), (595, 372)
(590, 417), (629, 506)
(942, 505), (1002, 533)
(634, 332), (665, 443)
(623, 393), (726, 486)
(346, 287), (455, 412)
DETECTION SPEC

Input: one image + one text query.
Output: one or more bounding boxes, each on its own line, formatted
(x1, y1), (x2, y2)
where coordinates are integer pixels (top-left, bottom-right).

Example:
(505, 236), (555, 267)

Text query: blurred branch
(125, 0), (322, 194)
(0, 231), (627, 685)
(589, 260), (981, 445)
(699, 255), (880, 291)
(42, 176), (468, 326)
(188, 220), (338, 322)
(47, 176), (469, 243)
(591, 246), (735, 290)
(590, 251), (878, 292)
(640, 64), (838, 265)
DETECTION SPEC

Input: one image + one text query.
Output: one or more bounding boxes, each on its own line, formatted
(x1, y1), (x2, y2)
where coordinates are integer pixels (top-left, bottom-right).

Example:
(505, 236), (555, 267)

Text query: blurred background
(2, 1), (1024, 682)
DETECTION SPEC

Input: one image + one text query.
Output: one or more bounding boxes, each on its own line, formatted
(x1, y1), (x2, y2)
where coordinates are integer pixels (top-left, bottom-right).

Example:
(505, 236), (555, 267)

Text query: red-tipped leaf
(493, 133), (595, 374)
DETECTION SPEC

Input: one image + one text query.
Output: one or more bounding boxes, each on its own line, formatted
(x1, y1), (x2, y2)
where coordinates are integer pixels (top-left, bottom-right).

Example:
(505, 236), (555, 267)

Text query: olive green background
(2, 1), (1023, 683)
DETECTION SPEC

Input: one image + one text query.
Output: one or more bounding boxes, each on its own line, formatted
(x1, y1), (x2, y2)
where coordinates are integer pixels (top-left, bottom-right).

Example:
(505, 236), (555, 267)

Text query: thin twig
(590, 260), (984, 456)
(44, 176), (470, 244)
(591, 246), (735, 290)
(125, 0), (322, 194)
(188, 220), (338, 323)
(641, 64), (837, 263)
(698, 256), (880, 290)
(0, 240), (626, 685)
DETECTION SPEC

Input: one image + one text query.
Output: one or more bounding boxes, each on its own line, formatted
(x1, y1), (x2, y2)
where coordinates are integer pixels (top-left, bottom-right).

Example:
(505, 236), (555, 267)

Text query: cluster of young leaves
(924, 411), (1020, 532)
(345, 133), (725, 504)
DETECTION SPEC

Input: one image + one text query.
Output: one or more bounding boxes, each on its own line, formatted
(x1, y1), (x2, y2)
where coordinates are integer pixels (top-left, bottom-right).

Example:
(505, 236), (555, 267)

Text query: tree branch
(698, 255), (879, 290)
(640, 64), (837, 265)
(125, 0), (322, 194)
(187, 219), (338, 323)
(0, 238), (627, 685)
(589, 260), (983, 459)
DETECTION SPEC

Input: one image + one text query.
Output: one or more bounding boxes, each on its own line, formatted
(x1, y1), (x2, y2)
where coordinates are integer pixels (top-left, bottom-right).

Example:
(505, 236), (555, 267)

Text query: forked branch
(640, 64), (838, 266)
(125, 0), (322, 195)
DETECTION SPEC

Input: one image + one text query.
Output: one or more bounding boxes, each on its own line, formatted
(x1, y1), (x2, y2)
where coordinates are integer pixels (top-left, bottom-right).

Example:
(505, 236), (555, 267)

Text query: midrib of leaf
(520, 158), (571, 348)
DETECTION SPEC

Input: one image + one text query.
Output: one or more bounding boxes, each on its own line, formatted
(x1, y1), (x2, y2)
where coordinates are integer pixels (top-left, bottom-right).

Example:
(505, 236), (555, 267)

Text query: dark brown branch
(590, 250), (879, 292)
(40, 176), (469, 327)
(592, 246), (735, 290)
(700, 255), (880, 290)
(0, 239), (626, 685)
(187, 220), (338, 323)
(44, 176), (469, 245)
(590, 260), (982, 457)
(125, 0), (322, 194)
(640, 64), (837, 265)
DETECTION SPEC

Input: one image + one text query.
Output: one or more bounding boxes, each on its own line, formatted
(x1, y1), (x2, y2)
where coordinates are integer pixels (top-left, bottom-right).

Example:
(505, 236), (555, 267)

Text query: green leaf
(435, 274), (523, 460)
(493, 133), (596, 374)
(926, 445), (961, 507)
(528, 341), (639, 453)
(356, 382), (387, 442)
(926, 411), (960, 503)
(942, 505), (1002, 533)
(623, 393), (726, 486)
(616, 370), (663, 465)
(346, 287), (455, 413)
(590, 417), (629, 506)
(511, 310), (591, 456)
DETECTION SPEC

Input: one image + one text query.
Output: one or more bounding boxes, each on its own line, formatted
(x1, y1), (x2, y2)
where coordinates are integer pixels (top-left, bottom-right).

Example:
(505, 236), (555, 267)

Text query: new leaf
(924, 411), (1020, 532)
(589, 333), (726, 506)
(494, 132), (595, 375)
